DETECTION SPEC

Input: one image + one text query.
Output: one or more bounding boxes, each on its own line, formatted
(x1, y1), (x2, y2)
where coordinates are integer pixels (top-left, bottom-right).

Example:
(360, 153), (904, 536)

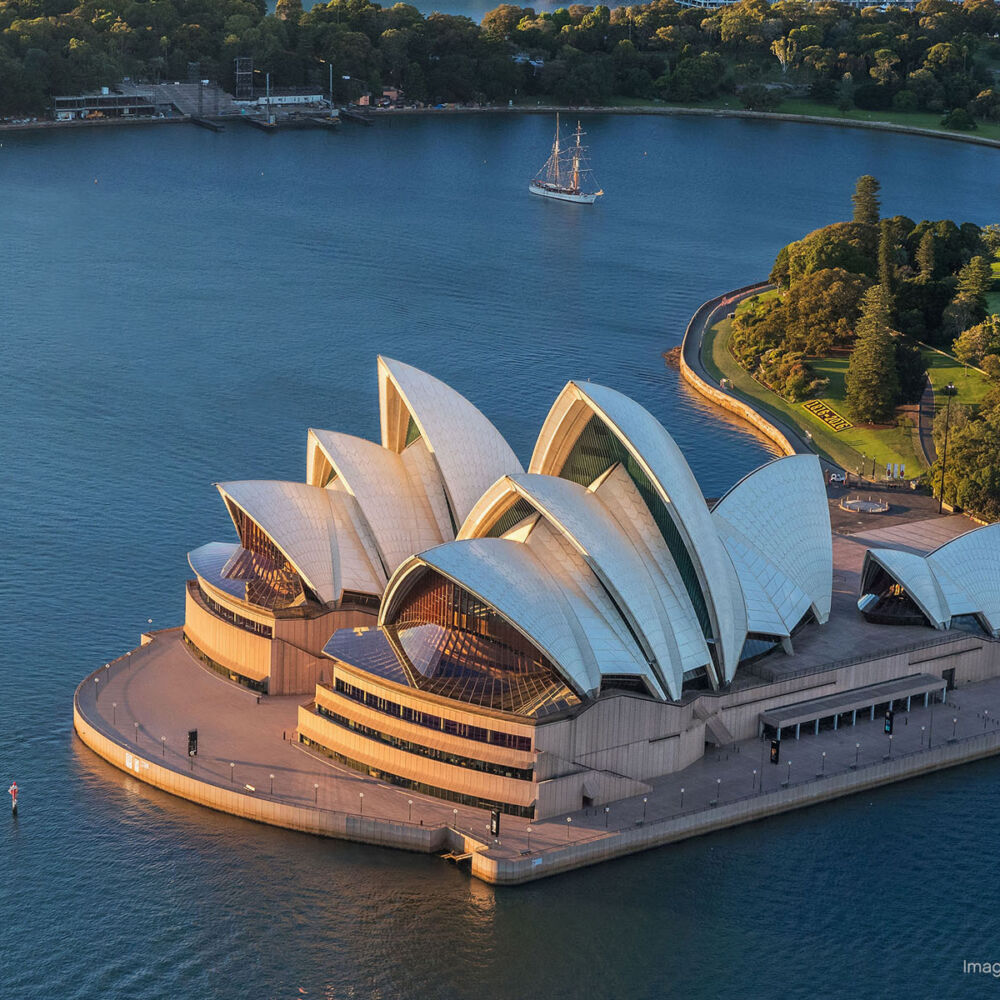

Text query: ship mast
(552, 112), (561, 186)
(572, 121), (582, 192)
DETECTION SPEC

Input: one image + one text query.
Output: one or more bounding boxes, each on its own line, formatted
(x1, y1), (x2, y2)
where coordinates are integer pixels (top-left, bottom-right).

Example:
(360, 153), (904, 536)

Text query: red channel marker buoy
(8, 781), (17, 816)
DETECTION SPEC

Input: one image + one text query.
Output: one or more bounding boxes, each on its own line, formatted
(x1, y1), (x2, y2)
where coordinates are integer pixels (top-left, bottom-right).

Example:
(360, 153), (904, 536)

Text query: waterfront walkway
(679, 283), (846, 476)
(76, 627), (1000, 882)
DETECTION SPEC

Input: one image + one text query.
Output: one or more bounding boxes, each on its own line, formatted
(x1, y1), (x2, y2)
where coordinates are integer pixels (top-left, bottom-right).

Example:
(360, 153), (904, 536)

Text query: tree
(895, 339), (928, 405)
(982, 224), (1000, 256)
(771, 36), (796, 74)
(852, 174), (881, 226)
(275, 0), (302, 22)
(916, 229), (937, 280)
(783, 267), (872, 354)
(878, 218), (897, 309)
(957, 255), (993, 306)
(953, 315), (1000, 367)
(846, 284), (900, 422)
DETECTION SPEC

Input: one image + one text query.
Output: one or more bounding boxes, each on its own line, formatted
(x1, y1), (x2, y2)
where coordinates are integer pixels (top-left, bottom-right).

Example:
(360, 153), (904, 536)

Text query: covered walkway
(759, 673), (947, 740)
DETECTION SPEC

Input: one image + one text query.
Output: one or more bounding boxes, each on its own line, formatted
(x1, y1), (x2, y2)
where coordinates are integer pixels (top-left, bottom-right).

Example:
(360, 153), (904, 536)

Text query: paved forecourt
(75, 624), (1000, 884)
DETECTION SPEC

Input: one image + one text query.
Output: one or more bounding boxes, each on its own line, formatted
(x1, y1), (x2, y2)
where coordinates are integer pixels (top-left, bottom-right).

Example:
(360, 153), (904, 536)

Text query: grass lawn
(775, 99), (1000, 143)
(921, 346), (992, 406)
(511, 95), (1000, 144)
(703, 313), (927, 475)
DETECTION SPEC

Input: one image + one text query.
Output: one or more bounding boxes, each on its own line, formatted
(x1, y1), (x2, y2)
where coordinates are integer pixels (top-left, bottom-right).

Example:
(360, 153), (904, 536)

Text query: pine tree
(846, 284), (900, 423)
(851, 174), (881, 225)
(916, 229), (936, 280)
(878, 218), (896, 310)
(958, 255), (993, 304)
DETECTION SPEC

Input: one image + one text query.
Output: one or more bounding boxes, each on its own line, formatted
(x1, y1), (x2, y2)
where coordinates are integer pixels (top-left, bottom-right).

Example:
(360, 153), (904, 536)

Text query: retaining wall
(476, 726), (1000, 884)
(678, 283), (798, 459)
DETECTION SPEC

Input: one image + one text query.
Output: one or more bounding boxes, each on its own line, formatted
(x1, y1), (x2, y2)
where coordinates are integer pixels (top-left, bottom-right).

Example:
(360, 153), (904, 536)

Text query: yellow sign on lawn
(802, 399), (853, 432)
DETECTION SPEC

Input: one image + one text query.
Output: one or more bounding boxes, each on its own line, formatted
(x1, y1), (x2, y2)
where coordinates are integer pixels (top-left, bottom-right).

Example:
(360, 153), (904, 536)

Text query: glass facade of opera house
(180, 356), (999, 818)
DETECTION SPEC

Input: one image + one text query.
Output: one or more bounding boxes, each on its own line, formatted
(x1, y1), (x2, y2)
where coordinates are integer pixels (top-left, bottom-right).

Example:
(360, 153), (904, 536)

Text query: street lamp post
(604, 806), (610, 829)
(752, 768), (757, 791)
(785, 760), (792, 786)
(112, 702), (117, 726)
(985, 710), (990, 731)
(821, 751), (826, 774)
(160, 736), (166, 757)
(230, 762), (235, 784)
(953, 717), (958, 739)
(855, 742), (861, 767)
(642, 797), (647, 823)
(408, 799), (413, 822)
(269, 773), (274, 795)
(526, 825), (532, 851)
(313, 782), (318, 804)
(921, 725), (925, 747)
(134, 721), (139, 744)
(888, 734), (893, 758)
(937, 383), (957, 514)
(359, 792), (364, 815)
(565, 816), (572, 841)
(680, 787), (685, 809)
(715, 777), (721, 804)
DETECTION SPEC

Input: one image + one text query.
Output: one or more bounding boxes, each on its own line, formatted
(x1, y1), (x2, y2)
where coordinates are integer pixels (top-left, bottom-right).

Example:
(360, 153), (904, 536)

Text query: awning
(759, 673), (945, 732)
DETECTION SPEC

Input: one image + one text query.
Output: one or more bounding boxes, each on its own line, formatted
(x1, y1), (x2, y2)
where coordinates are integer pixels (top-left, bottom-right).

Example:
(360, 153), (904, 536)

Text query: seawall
(74, 643), (1000, 885)
(678, 282), (817, 463)
(478, 728), (1000, 884)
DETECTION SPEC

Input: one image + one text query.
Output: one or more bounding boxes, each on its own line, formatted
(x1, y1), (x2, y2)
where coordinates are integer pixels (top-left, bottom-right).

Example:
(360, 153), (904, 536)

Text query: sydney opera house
(181, 356), (848, 819)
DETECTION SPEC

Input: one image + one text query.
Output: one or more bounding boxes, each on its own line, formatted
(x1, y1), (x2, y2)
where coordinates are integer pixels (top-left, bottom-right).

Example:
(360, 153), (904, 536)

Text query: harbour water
(2, 115), (1000, 998)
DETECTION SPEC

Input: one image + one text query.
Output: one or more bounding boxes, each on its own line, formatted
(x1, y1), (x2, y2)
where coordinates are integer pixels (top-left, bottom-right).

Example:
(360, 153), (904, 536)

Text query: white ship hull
(528, 182), (601, 204)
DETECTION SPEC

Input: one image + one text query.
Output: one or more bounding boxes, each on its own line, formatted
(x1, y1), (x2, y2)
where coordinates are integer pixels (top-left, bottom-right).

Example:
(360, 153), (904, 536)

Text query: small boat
(529, 114), (603, 204)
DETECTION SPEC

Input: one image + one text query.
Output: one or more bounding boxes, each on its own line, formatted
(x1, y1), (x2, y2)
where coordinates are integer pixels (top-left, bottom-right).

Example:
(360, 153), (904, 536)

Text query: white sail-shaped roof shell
(713, 454), (833, 633)
(864, 548), (949, 629)
(307, 429), (446, 576)
(378, 356), (523, 526)
(217, 480), (385, 605)
(864, 523), (1000, 635)
(382, 537), (663, 700)
(530, 380), (747, 684)
(459, 472), (709, 699)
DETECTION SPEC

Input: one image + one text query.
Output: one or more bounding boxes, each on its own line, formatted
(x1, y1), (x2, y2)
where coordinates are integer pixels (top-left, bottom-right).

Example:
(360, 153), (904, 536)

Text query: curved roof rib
(863, 548), (949, 629)
(307, 429), (445, 576)
(713, 454), (833, 629)
(382, 537), (659, 699)
(377, 356), (523, 527)
(927, 522), (1000, 633)
(461, 472), (707, 699)
(217, 480), (385, 605)
(530, 380), (747, 684)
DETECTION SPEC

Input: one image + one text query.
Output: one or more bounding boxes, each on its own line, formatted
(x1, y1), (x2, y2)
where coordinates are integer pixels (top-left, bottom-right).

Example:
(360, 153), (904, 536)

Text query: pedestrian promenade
(75, 628), (1000, 883)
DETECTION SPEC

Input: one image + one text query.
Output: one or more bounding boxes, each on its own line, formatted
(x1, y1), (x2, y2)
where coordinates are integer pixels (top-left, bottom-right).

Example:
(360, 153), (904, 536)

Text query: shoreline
(73, 626), (1000, 886)
(4, 103), (1000, 152)
(677, 281), (844, 472)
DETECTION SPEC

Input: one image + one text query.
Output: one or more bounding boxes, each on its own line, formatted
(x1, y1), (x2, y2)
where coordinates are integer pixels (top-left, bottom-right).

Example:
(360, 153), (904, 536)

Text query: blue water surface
(2, 114), (1000, 999)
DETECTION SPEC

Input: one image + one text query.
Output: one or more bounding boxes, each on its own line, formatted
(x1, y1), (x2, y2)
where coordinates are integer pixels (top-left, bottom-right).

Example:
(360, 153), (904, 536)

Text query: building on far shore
(53, 89), (157, 121)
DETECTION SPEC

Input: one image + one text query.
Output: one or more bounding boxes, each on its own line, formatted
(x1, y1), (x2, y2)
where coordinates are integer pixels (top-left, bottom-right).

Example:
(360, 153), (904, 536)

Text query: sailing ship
(529, 114), (603, 204)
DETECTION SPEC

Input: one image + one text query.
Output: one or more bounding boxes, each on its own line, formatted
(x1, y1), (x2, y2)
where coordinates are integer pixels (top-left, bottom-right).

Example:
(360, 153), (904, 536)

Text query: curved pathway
(917, 377), (937, 466)
(680, 282), (845, 475)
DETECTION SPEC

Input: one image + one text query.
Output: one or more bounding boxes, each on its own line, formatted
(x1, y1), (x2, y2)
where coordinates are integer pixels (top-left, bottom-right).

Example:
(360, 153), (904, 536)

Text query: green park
(699, 175), (1000, 520)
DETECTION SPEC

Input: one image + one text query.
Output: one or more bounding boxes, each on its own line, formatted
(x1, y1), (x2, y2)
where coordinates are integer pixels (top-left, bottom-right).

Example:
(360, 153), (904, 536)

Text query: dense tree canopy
(2, 0), (1000, 116)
